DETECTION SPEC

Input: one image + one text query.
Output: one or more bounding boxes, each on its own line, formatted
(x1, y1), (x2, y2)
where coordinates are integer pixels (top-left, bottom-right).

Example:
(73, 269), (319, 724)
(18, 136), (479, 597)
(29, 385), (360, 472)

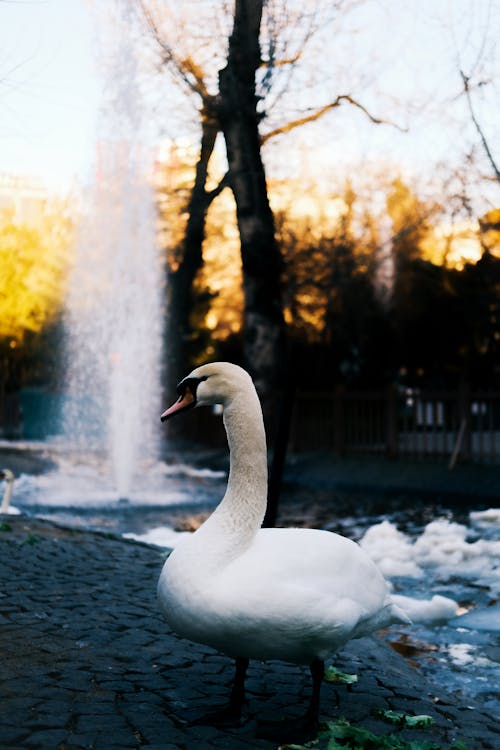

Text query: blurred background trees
(1, 0), (500, 438)
(155, 141), (500, 395)
(0, 186), (73, 434)
(0, 194), (72, 344)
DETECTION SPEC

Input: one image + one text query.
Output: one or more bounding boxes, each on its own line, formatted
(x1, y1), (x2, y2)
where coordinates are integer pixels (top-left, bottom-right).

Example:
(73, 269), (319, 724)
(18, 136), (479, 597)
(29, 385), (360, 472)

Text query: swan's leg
(190, 657), (249, 727)
(256, 658), (324, 743)
(306, 658), (324, 723)
(229, 656), (249, 715)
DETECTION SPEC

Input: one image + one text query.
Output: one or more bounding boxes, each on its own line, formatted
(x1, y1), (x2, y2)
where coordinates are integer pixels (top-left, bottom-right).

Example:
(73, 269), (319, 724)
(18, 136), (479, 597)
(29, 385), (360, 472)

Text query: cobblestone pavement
(1, 516), (498, 750)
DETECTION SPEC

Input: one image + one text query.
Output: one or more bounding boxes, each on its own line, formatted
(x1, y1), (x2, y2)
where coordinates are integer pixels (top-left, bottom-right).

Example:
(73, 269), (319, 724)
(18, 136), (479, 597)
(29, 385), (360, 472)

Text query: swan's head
(161, 362), (254, 422)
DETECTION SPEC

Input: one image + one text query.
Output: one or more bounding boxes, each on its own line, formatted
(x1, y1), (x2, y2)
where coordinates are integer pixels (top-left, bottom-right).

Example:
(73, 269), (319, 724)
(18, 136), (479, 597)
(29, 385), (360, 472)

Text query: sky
(0, 0), (498, 203)
(0, 0), (101, 191)
(261, 0), (498, 198)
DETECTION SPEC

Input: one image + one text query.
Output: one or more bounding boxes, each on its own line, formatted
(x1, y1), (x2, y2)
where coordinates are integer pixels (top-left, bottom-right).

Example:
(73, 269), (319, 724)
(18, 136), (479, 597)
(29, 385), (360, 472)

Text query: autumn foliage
(0, 164), (499, 407)
(0, 197), (73, 399)
(156, 146), (500, 390)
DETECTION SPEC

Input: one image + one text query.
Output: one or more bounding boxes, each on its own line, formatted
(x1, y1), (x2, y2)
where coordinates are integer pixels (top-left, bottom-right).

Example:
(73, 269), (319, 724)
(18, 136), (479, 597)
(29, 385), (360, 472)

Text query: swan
(158, 362), (410, 741)
(0, 469), (15, 513)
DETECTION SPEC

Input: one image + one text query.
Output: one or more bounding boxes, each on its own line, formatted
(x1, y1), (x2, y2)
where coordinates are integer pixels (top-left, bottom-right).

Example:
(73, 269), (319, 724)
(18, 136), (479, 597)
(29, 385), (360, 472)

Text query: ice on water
(360, 513), (500, 595)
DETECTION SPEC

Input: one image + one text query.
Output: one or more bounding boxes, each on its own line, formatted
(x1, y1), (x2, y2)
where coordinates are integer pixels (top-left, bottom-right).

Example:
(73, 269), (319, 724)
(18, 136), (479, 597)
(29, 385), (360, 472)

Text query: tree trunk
(165, 106), (219, 403)
(218, 0), (285, 413)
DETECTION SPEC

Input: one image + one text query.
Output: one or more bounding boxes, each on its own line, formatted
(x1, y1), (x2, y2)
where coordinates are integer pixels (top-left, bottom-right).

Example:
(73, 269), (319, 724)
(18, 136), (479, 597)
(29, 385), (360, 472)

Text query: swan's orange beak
(160, 386), (196, 422)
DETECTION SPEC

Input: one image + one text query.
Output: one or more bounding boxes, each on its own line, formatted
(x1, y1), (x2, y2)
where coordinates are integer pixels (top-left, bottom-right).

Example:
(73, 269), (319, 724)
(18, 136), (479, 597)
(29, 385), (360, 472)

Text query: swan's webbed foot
(190, 656), (249, 729)
(256, 657), (324, 744)
(256, 713), (319, 744)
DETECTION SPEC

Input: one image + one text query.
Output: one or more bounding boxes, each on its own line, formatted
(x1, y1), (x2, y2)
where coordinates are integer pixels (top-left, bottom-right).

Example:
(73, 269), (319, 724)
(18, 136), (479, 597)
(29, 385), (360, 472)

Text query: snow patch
(392, 594), (459, 623)
(123, 525), (191, 548)
(470, 508), (500, 526)
(360, 520), (424, 578)
(360, 518), (500, 592)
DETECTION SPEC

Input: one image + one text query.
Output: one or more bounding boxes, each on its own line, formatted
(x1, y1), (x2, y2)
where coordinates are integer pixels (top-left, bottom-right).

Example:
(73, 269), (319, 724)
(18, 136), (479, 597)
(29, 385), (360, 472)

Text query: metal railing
(289, 386), (500, 464)
(1, 383), (498, 465)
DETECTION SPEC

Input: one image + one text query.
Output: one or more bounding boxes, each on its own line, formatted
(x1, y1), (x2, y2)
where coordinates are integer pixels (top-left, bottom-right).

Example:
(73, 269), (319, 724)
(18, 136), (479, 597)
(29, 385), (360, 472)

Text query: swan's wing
(161, 526), (405, 663)
(215, 527), (392, 622)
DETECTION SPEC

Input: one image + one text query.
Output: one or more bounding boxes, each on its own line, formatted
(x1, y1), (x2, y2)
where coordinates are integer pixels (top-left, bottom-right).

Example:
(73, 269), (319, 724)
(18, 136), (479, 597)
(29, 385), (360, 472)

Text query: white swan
(0, 469), (15, 513)
(158, 362), (409, 740)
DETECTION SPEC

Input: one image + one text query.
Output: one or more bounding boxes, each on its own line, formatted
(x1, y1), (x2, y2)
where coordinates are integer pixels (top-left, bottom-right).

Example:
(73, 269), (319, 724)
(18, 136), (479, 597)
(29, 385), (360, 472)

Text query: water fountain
(11, 5), (226, 523)
(63, 5), (163, 500)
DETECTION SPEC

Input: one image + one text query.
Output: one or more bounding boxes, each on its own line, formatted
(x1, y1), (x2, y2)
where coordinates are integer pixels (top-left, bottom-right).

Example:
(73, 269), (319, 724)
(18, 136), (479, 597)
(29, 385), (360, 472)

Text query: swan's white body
(158, 363), (408, 666)
(0, 469), (14, 514)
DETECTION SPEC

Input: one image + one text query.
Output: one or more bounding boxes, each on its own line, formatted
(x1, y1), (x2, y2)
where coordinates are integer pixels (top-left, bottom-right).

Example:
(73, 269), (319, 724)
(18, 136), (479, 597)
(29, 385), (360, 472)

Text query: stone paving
(1, 515), (498, 750)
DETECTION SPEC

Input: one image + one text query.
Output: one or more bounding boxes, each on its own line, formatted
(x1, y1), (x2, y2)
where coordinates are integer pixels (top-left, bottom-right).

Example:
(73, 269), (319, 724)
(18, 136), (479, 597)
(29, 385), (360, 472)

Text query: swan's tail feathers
(389, 601), (412, 626)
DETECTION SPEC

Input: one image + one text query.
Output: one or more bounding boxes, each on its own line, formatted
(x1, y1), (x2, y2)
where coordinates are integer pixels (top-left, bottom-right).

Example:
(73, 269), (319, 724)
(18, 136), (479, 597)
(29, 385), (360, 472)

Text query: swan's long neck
(0, 478), (14, 513)
(194, 386), (268, 560)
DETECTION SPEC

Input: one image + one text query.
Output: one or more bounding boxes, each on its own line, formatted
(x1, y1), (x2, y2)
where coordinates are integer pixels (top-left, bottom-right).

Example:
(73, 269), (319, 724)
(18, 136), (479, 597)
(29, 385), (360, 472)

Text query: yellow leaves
(425, 220), (483, 268)
(157, 138), (496, 353)
(386, 177), (438, 246)
(479, 208), (500, 256)
(197, 189), (243, 339)
(0, 208), (73, 343)
(482, 208), (500, 227)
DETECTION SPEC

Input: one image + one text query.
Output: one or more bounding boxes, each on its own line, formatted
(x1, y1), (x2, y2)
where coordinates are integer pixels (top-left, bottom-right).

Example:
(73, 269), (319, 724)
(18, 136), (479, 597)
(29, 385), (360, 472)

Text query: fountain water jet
(63, 7), (164, 500)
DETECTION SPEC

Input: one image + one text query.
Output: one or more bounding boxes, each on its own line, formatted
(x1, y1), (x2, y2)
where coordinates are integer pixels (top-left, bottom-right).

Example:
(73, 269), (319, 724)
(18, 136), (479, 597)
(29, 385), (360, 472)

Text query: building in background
(0, 173), (49, 226)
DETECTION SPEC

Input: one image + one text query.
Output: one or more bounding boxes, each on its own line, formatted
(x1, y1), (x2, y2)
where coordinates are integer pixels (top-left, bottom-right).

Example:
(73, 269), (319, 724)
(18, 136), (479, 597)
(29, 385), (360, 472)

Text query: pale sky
(0, 0), (100, 191)
(0, 0), (498, 204)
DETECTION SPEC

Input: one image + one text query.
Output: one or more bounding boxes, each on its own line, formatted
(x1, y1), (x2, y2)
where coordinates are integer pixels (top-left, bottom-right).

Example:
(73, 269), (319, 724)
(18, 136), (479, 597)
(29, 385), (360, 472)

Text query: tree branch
(460, 69), (500, 185)
(261, 94), (406, 143)
(138, 0), (210, 102)
(179, 56), (210, 101)
(260, 52), (303, 68)
(205, 172), (231, 204)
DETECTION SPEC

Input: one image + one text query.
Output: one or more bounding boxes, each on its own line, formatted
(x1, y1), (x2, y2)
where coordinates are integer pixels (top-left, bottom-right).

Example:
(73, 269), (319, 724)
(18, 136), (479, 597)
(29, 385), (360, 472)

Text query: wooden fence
(289, 386), (500, 464)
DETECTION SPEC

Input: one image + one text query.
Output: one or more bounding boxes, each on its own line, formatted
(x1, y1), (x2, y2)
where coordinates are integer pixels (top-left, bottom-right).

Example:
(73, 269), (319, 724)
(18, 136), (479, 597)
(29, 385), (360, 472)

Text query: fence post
(386, 384), (398, 459)
(457, 380), (472, 463)
(263, 374), (296, 528)
(334, 385), (345, 456)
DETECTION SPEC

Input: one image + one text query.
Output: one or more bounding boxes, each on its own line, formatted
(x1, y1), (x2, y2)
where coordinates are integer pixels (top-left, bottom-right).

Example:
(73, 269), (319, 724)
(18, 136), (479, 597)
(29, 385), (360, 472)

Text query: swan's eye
(176, 375), (208, 398)
(161, 375), (210, 422)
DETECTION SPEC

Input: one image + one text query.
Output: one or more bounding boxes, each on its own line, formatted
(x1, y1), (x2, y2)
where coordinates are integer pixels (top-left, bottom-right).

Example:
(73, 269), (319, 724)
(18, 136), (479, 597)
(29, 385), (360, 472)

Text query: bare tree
(449, 1), (500, 204)
(217, 0), (285, 403)
(460, 69), (500, 185)
(136, 0), (398, 408)
(163, 106), (226, 398)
